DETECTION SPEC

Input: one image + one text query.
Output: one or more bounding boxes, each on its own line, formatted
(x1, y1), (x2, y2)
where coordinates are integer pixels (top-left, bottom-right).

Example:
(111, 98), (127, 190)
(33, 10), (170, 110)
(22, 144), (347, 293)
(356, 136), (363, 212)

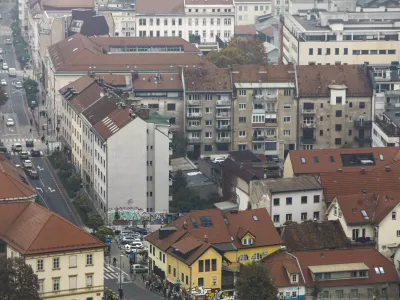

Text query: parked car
(15, 81), (22, 88)
(30, 149), (41, 157)
(2, 62), (8, 70)
(5, 38), (11, 45)
(25, 168), (39, 179)
(0, 48), (3, 54)
(130, 264), (148, 274)
(11, 143), (22, 152)
(23, 160), (33, 168)
(19, 151), (29, 159)
(0, 79), (6, 86)
(213, 157), (226, 163)
(6, 118), (14, 126)
(25, 139), (34, 147)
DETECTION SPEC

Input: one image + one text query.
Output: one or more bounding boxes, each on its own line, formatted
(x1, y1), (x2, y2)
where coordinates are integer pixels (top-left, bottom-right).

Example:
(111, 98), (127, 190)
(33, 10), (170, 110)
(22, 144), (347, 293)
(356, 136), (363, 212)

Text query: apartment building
(297, 65), (373, 150)
(234, 0), (273, 25)
(183, 67), (233, 157)
(59, 76), (170, 213)
(134, 0), (235, 43)
(231, 65), (297, 159)
(281, 10), (400, 65)
(45, 33), (207, 129)
(0, 202), (105, 299)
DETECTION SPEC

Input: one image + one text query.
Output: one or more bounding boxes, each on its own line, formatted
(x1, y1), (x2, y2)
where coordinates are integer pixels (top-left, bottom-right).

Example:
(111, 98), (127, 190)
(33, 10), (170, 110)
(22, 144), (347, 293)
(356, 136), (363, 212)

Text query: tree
(94, 226), (114, 242)
(86, 214), (104, 232)
(0, 86), (8, 107)
(114, 208), (120, 220)
(0, 257), (40, 300)
(170, 131), (187, 158)
(170, 170), (187, 194)
(310, 282), (322, 300)
(170, 188), (201, 213)
(235, 262), (278, 300)
(205, 37), (269, 68)
(23, 79), (39, 95)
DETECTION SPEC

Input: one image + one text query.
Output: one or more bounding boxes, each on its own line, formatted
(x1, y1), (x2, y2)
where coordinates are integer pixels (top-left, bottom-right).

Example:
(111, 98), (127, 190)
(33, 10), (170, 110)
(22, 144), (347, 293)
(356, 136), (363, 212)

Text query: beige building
(234, 0), (273, 25)
(281, 10), (400, 65)
(231, 65), (297, 159)
(183, 67), (233, 157)
(296, 65), (373, 150)
(0, 201), (105, 299)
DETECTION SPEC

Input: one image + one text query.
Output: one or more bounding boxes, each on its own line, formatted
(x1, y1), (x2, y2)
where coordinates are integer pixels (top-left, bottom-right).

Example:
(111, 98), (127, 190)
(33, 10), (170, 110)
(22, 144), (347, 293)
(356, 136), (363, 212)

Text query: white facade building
(234, 0), (272, 25)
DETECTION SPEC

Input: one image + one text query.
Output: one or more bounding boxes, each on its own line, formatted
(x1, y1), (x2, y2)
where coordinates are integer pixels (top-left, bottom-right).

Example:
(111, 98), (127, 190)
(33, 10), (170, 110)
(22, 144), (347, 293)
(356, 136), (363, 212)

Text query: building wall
(93, 132), (107, 209)
(234, 1), (272, 25)
(283, 154), (294, 178)
(148, 244), (167, 274)
(224, 243), (281, 264)
(372, 122), (400, 147)
(278, 286), (306, 300)
(109, 11), (136, 37)
(25, 248), (104, 299)
(377, 204), (400, 254)
(277, 88), (297, 156)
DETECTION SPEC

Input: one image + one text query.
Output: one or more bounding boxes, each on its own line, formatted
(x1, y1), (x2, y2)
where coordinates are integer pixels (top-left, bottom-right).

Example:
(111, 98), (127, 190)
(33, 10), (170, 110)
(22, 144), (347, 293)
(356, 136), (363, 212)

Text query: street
(0, 2), (78, 225)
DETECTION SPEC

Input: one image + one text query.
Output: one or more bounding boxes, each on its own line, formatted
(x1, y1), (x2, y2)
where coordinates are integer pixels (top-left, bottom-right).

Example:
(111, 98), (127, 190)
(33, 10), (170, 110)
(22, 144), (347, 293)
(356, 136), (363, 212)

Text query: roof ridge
(2, 202), (35, 237)
(23, 207), (53, 252)
(1, 168), (36, 198)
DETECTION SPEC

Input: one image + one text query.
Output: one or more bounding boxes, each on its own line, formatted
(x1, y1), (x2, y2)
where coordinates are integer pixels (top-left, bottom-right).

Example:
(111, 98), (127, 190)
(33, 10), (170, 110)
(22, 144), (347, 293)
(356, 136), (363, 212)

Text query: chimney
(360, 168), (366, 175)
(139, 107), (150, 119)
(385, 166), (391, 172)
(204, 235), (208, 243)
(183, 221), (188, 229)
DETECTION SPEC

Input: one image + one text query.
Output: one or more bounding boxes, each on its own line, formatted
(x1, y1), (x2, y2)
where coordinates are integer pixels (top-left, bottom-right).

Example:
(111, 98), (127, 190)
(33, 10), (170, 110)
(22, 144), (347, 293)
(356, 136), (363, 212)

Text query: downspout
(228, 65), (234, 151)
(293, 63), (300, 149)
(287, 252), (306, 286)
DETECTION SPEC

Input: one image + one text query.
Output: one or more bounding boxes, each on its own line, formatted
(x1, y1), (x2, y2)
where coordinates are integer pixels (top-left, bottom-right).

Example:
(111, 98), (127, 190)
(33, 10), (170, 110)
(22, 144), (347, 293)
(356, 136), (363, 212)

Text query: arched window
(237, 254), (248, 262)
(251, 253), (263, 261)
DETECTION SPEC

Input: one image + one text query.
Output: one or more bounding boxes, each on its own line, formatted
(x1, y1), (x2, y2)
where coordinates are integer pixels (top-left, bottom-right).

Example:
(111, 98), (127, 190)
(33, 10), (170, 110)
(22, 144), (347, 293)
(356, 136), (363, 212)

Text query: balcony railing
(188, 137), (201, 143)
(187, 112), (202, 118)
(216, 112), (231, 118)
(187, 99), (202, 106)
(385, 90), (400, 96)
(374, 116), (400, 137)
(186, 124), (202, 131)
(253, 108), (266, 114)
(302, 108), (316, 114)
(217, 137), (231, 143)
(302, 123), (316, 128)
(265, 120), (278, 127)
(216, 99), (232, 106)
(301, 137), (316, 144)
(354, 120), (372, 128)
(354, 136), (372, 143)
(254, 94), (278, 101)
(216, 125), (231, 131)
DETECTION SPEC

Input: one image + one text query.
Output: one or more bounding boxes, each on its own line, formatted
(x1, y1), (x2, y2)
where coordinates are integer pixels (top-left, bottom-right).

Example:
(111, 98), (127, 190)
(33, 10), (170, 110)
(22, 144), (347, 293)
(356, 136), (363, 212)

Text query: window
(198, 277), (204, 287)
(309, 48), (313, 55)
(86, 275), (93, 287)
(273, 198), (280, 206)
(313, 211), (320, 220)
(344, 48), (348, 55)
(286, 214), (292, 221)
(314, 195), (320, 203)
(239, 117), (247, 123)
(212, 259), (217, 271)
(291, 274), (298, 283)
(348, 129), (352, 136)
(392, 212), (396, 220)
(396, 230), (400, 237)
(239, 89), (246, 96)
(199, 260), (204, 272)
(205, 132), (212, 138)
(53, 258), (60, 269)
(167, 103), (176, 111)
(239, 103), (246, 110)
(173, 268), (176, 277)
(335, 138), (342, 145)
(251, 253), (262, 260)
(186, 275), (189, 285)
(283, 130), (291, 136)
(335, 48), (339, 55)
(238, 254), (248, 261)
(284, 89), (291, 96)
(239, 131), (246, 137)
(205, 260), (211, 272)
(313, 156), (319, 163)
(168, 265), (171, 274)
(181, 273), (184, 282)
(243, 237), (254, 245)
(336, 97), (342, 104)
(301, 213), (307, 220)
(320, 130), (323, 136)
(284, 104), (291, 109)
(350, 289), (359, 298)
(53, 278), (60, 291)
(286, 197), (292, 205)
(335, 290), (343, 298)
(86, 254), (93, 265)
(317, 48), (322, 55)
(336, 110), (342, 117)
(284, 116), (291, 123)
(69, 255), (77, 268)
(163, 254), (166, 263)
(273, 215), (280, 222)
(335, 124), (342, 131)
(359, 102), (365, 108)
(37, 259), (44, 271)
(301, 196), (307, 204)
(38, 280), (44, 293)
(326, 48), (331, 55)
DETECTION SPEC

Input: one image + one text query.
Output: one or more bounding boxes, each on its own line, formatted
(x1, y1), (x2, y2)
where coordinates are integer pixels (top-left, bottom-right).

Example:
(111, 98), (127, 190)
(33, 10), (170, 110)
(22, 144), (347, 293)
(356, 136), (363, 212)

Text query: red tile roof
(171, 234), (203, 255)
(134, 73), (183, 90)
(136, 0), (184, 14)
(232, 64), (296, 83)
(234, 25), (257, 35)
(287, 147), (400, 175)
(166, 238), (213, 266)
(0, 155), (36, 201)
(93, 105), (134, 140)
(260, 26), (274, 37)
(294, 248), (398, 287)
(333, 191), (400, 225)
(297, 65), (373, 98)
(97, 74), (131, 87)
(184, 67), (232, 91)
(0, 202), (104, 255)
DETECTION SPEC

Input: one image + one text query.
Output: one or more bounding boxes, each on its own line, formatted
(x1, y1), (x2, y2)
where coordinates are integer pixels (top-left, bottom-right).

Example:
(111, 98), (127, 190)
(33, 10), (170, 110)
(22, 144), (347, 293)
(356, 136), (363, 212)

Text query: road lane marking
(48, 187), (55, 193)
(39, 178), (45, 187)
(35, 187), (43, 192)
(37, 166), (44, 171)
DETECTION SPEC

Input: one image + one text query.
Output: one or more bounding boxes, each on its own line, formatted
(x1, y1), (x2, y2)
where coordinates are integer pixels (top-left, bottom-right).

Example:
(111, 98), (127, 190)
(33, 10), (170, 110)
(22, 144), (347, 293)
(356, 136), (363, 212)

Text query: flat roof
(170, 157), (197, 172)
(384, 108), (400, 128)
(308, 263), (369, 273)
(182, 170), (215, 188)
(264, 175), (323, 193)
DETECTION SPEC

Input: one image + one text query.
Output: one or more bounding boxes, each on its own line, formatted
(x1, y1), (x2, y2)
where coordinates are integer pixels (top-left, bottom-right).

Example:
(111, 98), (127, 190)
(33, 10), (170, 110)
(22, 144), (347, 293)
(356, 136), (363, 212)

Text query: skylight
(191, 217), (199, 229)
(379, 267), (384, 274)
(300, 157), (306, 164)
(375, 267), (380, 274)
(200, 216), (214, 228)
(361, 210), (369, 220)
(379, 154), (384, 161)
(253, 215), (259, 222)
(223, 216), (229, 225)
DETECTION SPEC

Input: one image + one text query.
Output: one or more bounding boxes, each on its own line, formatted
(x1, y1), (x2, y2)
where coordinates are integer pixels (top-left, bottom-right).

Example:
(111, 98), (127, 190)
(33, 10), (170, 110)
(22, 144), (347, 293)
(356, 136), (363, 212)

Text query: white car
(15, 81), (22, 88)
(12, 143), (22, 151)
(6, 118), (14, 126)
(23, 160), (32, 168)
(5, 39), (11, 45)
(213, 157), (226, 163)
(0, 48), (3, 54)
(2, 63), (8, 70)
(1, 79), (6, 86)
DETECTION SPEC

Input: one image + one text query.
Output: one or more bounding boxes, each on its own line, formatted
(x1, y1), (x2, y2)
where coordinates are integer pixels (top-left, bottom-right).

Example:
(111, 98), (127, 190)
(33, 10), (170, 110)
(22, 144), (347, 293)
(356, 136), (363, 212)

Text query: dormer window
(243, 238), (254, 246)
(291, 274), (298, 283)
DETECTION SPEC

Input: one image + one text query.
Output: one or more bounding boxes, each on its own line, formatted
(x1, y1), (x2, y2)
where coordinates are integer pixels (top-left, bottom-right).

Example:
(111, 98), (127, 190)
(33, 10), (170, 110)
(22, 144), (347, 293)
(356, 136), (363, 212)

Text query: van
(8, 68), (16, 77)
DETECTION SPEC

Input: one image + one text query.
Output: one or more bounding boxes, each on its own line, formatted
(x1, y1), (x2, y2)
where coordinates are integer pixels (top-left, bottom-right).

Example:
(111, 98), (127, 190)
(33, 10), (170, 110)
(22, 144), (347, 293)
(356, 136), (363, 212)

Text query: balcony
(168, 132), (173, 139)
(253, 108), (266, 114)
(221, 11), (235, 16)
(169, 148), (173, 156)
(186, 124), (202, 131)
(216, 99), (232, 106)
(302, 108), (316, 115)
(187, 99), (202, 106)
(188, 137), (201, 144)
(216, 112), (231, 119)
(374, 116), (400, 137)
(302, 123), (316, 128)
(301, 137), (316, 144)
(254, 94), (278, 101)
(187, 112), (202, 118)
(265, 120), (278, 127)
(216, 125), (231, 131)
(217, 137), (231, 143)
(354, 136), (372, 143)
(354, 120), (372, 129)
(385, 90), (400, 96)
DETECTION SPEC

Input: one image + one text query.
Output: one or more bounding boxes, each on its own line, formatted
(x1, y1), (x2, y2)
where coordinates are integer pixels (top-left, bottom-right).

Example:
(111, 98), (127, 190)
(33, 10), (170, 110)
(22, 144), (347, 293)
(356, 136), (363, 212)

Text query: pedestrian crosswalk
(104, 265), (120, 280)
(1, 138), (41, 144)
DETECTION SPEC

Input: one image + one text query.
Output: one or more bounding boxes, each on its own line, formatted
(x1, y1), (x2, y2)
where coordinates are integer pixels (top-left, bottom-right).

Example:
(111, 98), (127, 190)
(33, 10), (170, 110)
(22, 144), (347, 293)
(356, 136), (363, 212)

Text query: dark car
(25, 139), (34, 147)
(25, 168), (39, 179)
(20, 151), (29, 160)
(30, 149), (41, 157)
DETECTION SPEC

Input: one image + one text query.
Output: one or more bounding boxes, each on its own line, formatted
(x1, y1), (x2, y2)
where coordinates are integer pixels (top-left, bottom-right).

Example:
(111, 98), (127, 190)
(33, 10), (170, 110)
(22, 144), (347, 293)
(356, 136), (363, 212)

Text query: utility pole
(118, 255), (123, 299)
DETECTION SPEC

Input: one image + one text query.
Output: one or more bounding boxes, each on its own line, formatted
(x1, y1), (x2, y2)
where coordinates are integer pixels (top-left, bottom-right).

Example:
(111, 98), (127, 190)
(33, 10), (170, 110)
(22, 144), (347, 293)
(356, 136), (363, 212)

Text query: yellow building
(0, 202), (105, 300)
(146, 208), (282, 297)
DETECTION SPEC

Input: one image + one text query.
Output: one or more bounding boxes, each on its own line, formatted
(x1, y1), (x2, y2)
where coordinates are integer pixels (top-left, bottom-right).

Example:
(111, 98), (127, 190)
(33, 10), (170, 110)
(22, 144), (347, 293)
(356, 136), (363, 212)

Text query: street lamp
(119, 254), (124, 300)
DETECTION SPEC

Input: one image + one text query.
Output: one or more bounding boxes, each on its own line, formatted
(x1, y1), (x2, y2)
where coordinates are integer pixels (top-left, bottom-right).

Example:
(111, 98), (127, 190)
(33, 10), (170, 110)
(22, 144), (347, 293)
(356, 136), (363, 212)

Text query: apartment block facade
(281, 10), (400, 65)
(234, 0), (273, 25)
(231, 65), (297, 159)
(183, 68), (233, 157)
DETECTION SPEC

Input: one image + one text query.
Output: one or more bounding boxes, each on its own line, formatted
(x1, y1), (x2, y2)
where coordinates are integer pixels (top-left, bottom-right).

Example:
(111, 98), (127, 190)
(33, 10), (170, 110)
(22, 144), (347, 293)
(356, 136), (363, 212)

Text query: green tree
(206, 37), (268, 68)
(114, 208), (120, 220)
(86, 214), (104, 232)
(94, 226), (114, 242)
(235, 262), (278, 300)
(170, 170), (187, 194)
(0, 86), (8, 107)
(73, 194), (92, 221)
(0, 257), (40, 300)
(311, 282), (322, 300)
(170, 131), (187, 158)
(170, 188), (201, 213)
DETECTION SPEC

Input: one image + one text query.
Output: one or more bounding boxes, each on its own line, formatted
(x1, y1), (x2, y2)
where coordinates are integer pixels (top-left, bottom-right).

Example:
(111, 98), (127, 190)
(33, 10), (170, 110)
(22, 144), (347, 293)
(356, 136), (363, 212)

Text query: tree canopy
(0, 86), (8, 107)
(86, 214), (104, 232)
(0, 257), (40, 300)
(205, 38), (268, 68)
(235, 262), (278, 300)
